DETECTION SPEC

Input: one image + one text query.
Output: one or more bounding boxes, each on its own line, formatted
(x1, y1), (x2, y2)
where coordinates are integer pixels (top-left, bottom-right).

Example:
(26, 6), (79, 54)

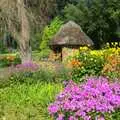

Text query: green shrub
(32, 49), (52, 61)
(40, 17), (63, 50)
(38, 49), (51, 60)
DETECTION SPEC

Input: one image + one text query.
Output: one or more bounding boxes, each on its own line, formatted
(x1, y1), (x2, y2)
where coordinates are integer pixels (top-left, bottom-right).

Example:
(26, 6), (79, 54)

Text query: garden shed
(49, 21), (94, 61)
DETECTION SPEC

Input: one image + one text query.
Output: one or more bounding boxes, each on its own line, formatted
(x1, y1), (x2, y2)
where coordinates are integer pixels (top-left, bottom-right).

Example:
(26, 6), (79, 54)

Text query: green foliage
(40, 17), (63, 50)
(106, 72), (120, 81)
(63, 0), (120, 48)
(0, 83), (62, 120)
(0, 40), (8, 54)
(31, 32), (42, 50)
(38, 49), (51, 60)
(0, 59), (10, 68)
(32, 49), (52, 61)
(56, 0), (78, 14)
(111, 109), (120, 120)
(13, 55), (21, 65)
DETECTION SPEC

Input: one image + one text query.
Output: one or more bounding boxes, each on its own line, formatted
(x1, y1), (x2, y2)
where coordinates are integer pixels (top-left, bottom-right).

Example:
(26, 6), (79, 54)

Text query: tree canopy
(63, 0), (120, 48)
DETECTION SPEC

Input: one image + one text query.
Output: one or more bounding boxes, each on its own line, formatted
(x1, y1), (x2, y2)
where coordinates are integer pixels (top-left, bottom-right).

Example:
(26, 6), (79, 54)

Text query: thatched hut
(49, 21), (94, 61)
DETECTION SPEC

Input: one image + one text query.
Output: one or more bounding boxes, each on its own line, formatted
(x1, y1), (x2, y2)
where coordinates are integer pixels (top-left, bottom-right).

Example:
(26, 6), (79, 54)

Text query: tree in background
(56, 0), (78, 15)
(63, 0), (120, 48)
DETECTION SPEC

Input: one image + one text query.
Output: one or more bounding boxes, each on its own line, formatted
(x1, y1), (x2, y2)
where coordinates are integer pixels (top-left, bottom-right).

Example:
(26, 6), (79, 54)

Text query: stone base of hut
(49, 46), (80, 62)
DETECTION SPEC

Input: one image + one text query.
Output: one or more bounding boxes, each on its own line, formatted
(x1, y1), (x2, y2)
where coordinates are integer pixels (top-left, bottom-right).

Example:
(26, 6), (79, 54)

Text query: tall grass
(0, 83), (62, 120)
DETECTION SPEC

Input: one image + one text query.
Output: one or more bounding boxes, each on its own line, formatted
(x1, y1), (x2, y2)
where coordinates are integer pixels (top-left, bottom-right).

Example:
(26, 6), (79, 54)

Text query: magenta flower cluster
(48, 77), (120, 120)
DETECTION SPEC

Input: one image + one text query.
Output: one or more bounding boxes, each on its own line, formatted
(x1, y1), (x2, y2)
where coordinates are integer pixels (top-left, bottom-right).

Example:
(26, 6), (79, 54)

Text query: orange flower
(70, 59), (82, 68)
(6, 56), (15, 61)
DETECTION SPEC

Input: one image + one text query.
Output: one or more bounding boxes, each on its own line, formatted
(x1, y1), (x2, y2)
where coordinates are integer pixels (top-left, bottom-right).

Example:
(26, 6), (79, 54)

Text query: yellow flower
(80, 46), (89, 51)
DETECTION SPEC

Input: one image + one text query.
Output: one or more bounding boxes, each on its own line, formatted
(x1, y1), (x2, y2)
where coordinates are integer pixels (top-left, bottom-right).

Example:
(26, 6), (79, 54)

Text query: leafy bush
(38, 49), (52, 60)
(72, 53), (104, 81)
(32, 49), (52, 61)
(70, 48), (105, 82)
(48, 77), (120, 120)
(40, 17), (63, 50)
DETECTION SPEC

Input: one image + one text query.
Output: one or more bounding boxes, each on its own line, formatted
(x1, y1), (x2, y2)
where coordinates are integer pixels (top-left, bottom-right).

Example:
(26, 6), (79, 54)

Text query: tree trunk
(18, 0), (32, 63)
(19, 43), (32, 63)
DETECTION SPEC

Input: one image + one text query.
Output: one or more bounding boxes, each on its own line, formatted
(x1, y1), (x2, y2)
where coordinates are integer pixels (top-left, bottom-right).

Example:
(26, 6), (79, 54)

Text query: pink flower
(48, 104), (59, 114)
(48, 77), (120, 119)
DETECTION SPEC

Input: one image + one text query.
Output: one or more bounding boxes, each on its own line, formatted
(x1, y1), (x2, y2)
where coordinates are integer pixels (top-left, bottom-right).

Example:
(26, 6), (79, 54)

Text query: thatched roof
(49, 21), (94, 46)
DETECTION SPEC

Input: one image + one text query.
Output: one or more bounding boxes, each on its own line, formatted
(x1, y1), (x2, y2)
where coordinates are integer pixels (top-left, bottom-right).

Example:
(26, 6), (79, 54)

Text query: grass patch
(0, 83), (62, 120)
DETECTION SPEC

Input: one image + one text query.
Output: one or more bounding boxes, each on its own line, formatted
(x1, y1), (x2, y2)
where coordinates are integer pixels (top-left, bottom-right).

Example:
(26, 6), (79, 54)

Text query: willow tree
(0, 0), (32, 63)
(0, 0), (57, 63)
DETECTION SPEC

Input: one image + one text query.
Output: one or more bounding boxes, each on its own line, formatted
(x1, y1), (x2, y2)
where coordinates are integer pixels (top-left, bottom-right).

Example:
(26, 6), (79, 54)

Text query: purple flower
(16, 61), (39, 71)
(48, 77), (120, 119)
(48, 104), (59, 114)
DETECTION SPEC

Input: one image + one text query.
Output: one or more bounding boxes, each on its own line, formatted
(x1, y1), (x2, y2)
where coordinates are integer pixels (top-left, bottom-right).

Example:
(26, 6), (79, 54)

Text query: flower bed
(64, 47), (120, 81)
(48, 77), (120, 120)
(0, 54), (21, 68)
